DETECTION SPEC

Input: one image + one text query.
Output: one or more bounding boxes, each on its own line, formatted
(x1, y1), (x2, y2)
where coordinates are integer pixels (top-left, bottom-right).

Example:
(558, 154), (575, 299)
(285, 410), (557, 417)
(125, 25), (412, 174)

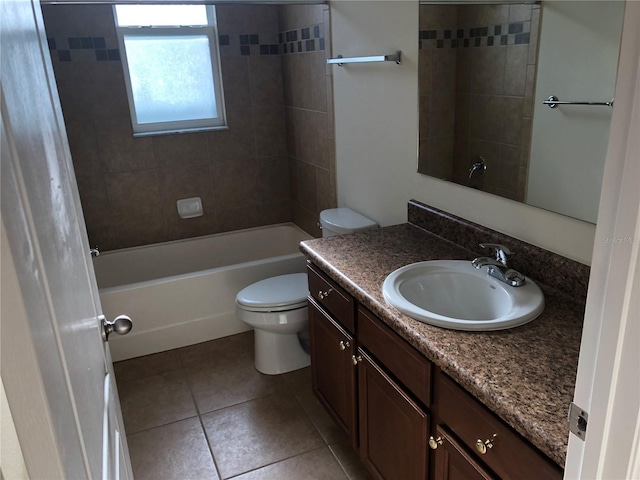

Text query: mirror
(417, 1), (624, 223)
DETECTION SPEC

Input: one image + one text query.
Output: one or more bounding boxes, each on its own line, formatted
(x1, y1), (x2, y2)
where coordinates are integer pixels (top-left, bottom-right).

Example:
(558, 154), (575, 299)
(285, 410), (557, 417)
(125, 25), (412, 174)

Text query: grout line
(224, 446), (330, 480)
(124, 413), (200, 437)
(197, 413), (223, 480)
(181, 355), (224, 479)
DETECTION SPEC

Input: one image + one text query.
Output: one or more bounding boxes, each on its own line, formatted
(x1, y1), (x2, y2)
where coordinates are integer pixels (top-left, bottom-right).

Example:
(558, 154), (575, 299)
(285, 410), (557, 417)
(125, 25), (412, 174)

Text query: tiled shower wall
(280, 5), (336, 237)
(418, 4), (540, 201)
(43, 4), (334, 251)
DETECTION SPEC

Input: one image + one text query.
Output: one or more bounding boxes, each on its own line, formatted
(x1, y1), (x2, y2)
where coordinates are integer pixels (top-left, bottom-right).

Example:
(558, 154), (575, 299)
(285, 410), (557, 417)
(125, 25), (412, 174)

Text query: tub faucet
(471, 243), (526, 287)
(90, 246), (100, 257)
(468, 156), (486, 180)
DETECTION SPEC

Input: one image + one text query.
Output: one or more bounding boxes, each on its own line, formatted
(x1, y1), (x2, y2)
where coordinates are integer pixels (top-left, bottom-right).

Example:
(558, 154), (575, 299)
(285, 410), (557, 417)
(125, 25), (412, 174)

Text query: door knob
(100, 314), (133, 341)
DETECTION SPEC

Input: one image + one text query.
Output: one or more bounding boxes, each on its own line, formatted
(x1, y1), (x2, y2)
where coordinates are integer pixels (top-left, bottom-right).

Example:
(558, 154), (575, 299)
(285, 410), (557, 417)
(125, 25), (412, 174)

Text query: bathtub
(94, 223), (312, 361)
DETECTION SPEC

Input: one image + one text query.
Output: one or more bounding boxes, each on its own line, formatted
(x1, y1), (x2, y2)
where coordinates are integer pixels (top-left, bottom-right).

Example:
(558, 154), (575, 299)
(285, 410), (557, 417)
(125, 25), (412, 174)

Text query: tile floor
(114, 332), (372, 480)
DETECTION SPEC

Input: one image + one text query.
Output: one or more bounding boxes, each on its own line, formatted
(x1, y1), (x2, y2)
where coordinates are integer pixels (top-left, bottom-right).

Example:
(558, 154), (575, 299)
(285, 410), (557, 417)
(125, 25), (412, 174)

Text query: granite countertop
(300, 223), (584, 468)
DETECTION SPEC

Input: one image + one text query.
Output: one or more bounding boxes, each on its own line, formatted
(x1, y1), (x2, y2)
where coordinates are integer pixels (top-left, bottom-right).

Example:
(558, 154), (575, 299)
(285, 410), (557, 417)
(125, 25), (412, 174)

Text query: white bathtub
(94, 223), (312, 361)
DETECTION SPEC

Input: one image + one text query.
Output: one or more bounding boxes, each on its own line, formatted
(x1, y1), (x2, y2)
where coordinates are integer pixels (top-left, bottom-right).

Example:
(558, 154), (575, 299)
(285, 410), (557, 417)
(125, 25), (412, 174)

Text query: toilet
(236, 208), (378, 375)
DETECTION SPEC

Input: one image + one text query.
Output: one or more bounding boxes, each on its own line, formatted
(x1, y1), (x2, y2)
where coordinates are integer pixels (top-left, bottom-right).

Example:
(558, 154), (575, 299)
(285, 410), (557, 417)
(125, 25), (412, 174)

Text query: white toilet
(236, 208), (378, 375)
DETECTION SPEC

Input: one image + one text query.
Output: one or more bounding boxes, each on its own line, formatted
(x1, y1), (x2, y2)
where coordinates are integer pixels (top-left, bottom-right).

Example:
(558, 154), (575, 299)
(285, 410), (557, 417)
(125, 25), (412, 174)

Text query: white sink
(382, 260), (544, 331)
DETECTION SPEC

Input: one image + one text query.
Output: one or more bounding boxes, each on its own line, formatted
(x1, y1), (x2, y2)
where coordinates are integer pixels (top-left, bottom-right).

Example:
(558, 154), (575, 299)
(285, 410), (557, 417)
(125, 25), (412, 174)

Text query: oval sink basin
(382, 260), (544, 331)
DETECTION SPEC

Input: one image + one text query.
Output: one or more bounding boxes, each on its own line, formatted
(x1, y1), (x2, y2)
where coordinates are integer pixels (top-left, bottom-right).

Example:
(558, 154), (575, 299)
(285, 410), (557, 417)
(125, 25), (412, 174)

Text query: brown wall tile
(249, 56), (284, 107)
(258, 156), (290, 204)
(504, 45), (529, 96)
(207, 109), (256, 162)
(95, 119), (157, 173)
(44, 2), (331, 249)
(220, 56), (252, 110)
(297, 161), (318, 213)
(104, 170), (163, 224)
(153, 133), (209, 168)
(254, 107), (287, 157)
(211, 157), (260, 208)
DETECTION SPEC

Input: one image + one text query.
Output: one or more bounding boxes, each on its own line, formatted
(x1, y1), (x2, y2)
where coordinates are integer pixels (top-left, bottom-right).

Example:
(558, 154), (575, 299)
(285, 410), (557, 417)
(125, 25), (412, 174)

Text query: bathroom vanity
(301, 202), (588, 479)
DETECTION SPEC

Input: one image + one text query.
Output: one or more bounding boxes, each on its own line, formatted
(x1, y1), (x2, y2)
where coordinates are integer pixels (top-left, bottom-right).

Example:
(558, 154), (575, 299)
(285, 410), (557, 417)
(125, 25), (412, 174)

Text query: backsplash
(408, 199), (590, 302)
(42, 4), (334, 251)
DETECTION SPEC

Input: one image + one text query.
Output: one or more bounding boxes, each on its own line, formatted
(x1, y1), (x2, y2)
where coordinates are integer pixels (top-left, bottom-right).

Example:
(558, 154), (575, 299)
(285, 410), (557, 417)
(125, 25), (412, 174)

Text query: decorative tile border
(50, 28), (325, 61)
(419, 21), (531, 49)
(48, 36), (120, 62)
(279, 24), (325, 55)
(218, 34), (280, 56)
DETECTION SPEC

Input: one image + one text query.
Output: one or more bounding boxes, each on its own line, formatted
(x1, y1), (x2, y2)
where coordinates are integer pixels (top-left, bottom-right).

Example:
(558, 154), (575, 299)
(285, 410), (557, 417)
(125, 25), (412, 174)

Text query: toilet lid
(236, 273), (309, 312)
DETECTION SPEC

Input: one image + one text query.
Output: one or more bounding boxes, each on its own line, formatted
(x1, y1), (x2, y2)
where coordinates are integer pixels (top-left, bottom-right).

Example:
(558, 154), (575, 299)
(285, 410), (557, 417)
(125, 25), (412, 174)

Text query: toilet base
(254, 329), (310, 375)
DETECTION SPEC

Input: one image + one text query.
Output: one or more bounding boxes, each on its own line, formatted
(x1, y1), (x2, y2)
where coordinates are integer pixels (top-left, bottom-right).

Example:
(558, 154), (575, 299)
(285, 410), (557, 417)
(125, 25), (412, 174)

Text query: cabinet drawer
(307, 263), (355, 333)
(436, 371), (562, 480)
(358, 305), (432, 407)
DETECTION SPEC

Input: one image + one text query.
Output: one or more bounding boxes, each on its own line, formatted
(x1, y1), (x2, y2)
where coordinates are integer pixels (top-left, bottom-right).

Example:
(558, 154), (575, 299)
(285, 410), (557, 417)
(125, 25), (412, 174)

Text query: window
(114, 4), (226, 136)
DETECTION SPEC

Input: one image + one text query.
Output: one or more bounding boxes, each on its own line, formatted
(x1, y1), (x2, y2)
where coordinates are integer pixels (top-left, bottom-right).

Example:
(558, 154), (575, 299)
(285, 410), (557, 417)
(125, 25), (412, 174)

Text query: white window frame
(113, 5), (227, 137)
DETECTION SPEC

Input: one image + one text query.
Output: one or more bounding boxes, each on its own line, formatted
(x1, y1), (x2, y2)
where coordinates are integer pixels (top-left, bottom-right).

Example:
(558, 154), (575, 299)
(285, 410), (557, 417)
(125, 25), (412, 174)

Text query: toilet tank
(319, 208), (378, 238)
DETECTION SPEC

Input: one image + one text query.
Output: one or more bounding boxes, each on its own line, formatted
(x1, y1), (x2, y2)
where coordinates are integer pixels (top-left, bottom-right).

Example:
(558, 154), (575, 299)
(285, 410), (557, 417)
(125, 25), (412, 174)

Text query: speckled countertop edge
(300, 224), (584, 468)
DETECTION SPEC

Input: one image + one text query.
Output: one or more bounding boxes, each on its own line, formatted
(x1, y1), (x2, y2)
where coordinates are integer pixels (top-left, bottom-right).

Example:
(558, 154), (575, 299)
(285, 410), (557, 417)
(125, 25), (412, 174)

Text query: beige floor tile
(127, 417), (219, 480)
(329, 440), (373, 480)
(202, 391), (324, 479)
(114, 349), (183, 384)
(118, 370), (197, 434)
(177, 331), (254, 367)
(284, 367), (347, 445)
(180, 333), (285, 414)
(232, 447), (348, 480)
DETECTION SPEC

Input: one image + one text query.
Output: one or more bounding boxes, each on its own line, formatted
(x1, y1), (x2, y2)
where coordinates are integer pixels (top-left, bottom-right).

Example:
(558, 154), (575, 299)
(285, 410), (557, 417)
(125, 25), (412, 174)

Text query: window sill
(132, 125), (229, 137)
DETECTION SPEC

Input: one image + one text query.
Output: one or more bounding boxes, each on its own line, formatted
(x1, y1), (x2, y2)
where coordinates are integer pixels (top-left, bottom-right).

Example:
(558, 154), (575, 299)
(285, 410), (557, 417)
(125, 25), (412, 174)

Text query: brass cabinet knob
(351, 354), (363, 365)
(339, 340), (350, 351)
(429, 436), (443, 450)
(318, 289), (332, 300)
(475, 434), (497, 455)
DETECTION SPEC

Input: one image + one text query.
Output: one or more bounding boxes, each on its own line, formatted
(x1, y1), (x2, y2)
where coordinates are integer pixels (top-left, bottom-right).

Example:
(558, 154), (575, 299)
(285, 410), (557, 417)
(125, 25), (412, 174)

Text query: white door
(1, 0), (133, 478)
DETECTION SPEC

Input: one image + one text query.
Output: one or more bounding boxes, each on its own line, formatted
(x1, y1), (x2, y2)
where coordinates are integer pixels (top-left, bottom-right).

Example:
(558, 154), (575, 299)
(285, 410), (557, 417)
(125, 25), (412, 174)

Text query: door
(1, 0), (133, 478)
(309, 298), (359, 447)
(358, 350), (429, 480)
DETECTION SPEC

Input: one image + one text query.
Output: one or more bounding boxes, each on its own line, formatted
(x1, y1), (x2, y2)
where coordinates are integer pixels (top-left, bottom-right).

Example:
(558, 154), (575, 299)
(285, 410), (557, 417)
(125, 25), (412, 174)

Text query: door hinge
(568, 402), (588, 441)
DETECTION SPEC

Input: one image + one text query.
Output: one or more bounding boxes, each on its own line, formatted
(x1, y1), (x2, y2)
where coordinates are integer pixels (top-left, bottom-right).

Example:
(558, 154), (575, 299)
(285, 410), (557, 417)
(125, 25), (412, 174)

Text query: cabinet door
(309, 298), (358, 447)
(358, 349), (429, 480)
(433, 426), (496, 480)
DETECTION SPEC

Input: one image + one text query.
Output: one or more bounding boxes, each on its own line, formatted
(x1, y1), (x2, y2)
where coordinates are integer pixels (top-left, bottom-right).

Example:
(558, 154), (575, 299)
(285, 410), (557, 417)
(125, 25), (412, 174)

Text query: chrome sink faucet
(471, 243), (526, 287)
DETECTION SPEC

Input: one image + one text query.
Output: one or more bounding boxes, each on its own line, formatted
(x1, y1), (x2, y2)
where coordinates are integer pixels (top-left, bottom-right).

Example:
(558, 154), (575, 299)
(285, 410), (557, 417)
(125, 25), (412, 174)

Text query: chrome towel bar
(327, 50), (402, 66)
(543, 95), (614, 109)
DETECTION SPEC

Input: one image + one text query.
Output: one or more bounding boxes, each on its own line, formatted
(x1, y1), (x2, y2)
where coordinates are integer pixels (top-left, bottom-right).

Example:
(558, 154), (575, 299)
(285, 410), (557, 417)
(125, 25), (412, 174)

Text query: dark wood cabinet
(434, 371), (562, 480)
(306, 261), (563, 480)
(358, 349), (430, 480)
(432, 426), (495, 480)
(309, 297), (358, 447)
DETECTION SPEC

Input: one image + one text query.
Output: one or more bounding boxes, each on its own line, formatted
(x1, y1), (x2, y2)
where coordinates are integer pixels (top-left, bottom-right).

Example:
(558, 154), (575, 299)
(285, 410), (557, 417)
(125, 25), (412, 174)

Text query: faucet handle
(479, 243), (512, 266)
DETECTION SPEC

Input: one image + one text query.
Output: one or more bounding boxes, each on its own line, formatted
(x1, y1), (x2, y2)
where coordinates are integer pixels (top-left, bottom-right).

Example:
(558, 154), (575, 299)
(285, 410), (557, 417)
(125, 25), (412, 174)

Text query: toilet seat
(236, 273), (309, 313)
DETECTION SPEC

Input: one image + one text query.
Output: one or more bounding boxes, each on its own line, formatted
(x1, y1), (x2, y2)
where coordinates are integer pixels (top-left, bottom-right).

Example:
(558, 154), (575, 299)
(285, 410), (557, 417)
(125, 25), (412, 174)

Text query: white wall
(331, 0), (597, 265)
(528, 1), (624, 223)
(1, 380), (30, 480)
